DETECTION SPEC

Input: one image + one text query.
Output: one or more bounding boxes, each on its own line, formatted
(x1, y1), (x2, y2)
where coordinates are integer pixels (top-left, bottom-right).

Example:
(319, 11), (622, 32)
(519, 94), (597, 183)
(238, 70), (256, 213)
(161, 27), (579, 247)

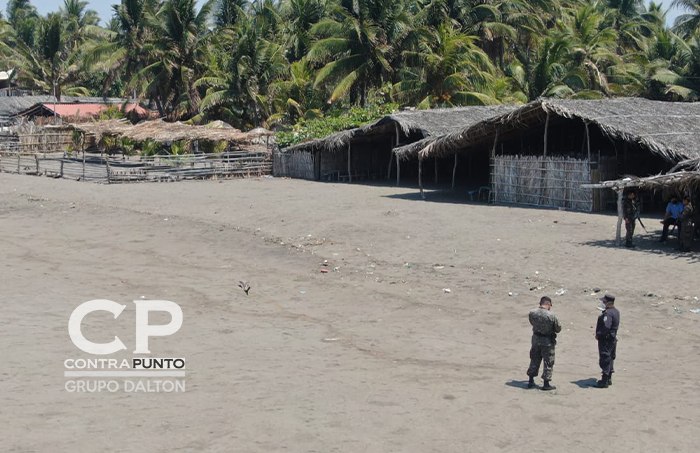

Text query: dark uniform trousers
(598, 337), (617, 376)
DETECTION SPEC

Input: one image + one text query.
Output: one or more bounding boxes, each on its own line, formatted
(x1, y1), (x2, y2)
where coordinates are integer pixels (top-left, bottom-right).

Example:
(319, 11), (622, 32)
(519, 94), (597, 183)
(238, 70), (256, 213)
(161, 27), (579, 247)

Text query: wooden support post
(387, 151), (394, 180)
(490, 130), (498, 203)
(17, 153), (20, 173)
(452, 154), (458, 191)
(396, 156), (400, 186)
(615, 188), (624, 246)
(347, 143), (352, 183)
(35, 154), (39, 174)
(434, 158), (438, 184)
(82, 150), (86, 180)
(585, 122), (591, 162)
(60, 152), (64, 178)
(543, 113), (550, 157)
(419, 157), (425, 199)
(106, 158), (111, 184)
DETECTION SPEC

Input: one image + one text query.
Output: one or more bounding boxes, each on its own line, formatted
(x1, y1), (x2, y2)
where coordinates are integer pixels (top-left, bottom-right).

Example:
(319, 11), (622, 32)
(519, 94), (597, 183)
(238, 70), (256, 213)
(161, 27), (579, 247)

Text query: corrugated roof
(0, 96), (140, 118)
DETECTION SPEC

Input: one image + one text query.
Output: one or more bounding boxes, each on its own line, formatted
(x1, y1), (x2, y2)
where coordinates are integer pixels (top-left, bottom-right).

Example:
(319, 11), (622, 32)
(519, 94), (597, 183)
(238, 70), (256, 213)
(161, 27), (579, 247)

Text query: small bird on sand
(238, 281), (250, 295)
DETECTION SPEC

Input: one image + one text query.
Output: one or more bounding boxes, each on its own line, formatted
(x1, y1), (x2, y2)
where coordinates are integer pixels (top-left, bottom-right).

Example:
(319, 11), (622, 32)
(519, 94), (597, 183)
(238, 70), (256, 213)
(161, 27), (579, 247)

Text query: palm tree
(392, 24), (498, 107)
(672, 0), (700, 38)
(565, 1), (619, 95)
(10, 13), (89, 100)
(84, 0), (158, 98)
(195, 16), (288, 127)
(6, 0), (39, 47)
(281, 0), (327, 62)
(60, 0), (102, 50)
(214, 0), (247, 28)
(307, 0), (411, 106)
(134, 0), (214, 118)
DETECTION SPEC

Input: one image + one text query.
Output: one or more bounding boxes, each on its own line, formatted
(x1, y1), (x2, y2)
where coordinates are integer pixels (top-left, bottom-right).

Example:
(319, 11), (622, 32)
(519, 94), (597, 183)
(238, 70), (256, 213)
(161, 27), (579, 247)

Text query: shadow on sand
(570, 378), (599, 389)
(505, 380), (533, 389)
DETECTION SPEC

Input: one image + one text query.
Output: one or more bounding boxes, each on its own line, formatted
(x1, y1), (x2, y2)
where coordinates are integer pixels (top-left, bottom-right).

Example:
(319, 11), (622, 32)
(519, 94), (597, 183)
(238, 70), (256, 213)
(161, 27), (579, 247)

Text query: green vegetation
(2, 0), (699, 142)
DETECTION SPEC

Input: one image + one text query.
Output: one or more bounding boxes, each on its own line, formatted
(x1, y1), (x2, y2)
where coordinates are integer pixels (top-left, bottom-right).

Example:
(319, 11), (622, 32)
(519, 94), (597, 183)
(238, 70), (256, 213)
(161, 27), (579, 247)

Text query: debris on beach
(443, 288), (451, 293)
(238, 281), (251, 295)
(555, 288), (567, 296)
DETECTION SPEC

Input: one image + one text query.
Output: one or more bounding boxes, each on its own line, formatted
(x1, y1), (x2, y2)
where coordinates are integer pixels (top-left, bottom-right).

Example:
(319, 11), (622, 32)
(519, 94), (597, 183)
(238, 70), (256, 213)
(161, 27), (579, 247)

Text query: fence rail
(0, 150), (272, 183)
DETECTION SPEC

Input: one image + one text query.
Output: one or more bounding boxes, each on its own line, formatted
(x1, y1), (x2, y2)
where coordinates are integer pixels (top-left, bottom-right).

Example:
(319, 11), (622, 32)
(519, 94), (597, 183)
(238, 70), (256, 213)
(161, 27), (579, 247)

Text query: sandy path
(1, 173), (699, 452)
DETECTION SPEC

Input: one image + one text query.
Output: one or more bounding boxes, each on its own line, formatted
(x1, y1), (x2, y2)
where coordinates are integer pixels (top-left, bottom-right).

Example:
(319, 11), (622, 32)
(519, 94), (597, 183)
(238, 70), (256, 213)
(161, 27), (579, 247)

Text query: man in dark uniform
(623, 191), (638, 248)
(527, 296), (562, 391)
(595, 294), (620, 388)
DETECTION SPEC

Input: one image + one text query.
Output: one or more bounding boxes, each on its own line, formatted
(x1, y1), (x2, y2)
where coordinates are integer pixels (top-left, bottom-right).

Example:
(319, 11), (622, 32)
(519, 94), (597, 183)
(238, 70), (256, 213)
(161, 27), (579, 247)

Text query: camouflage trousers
(625, 220), (635, 246)
(527, 336), (556, 381)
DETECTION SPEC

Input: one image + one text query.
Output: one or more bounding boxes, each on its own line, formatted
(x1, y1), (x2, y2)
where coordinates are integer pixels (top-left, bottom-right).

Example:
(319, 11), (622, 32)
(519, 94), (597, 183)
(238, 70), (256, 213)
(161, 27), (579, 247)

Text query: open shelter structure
(410, 98), (700, 210)
(274, 105), (517, 182)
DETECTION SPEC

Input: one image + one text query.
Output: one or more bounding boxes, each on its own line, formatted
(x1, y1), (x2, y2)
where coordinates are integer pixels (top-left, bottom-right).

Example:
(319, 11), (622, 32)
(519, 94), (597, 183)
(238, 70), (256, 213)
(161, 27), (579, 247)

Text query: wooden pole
(452, 153), (458, 191)
(396, 155), (400, 186)
(387, 150), (394, 180)
(347, 142), (352, 183)
(490, 130), (498, 203)
(419, 157), (425, 199)
(585, 122), (591, 162)
(35, 154), (39, 174)
(105, 158), (111, 184)
(17, 153), (20, 173)
(60, 152), (64, 178)
(615, 188), (624, 246)
(82, 150), (86, 180)
(543, 113), (550, 157)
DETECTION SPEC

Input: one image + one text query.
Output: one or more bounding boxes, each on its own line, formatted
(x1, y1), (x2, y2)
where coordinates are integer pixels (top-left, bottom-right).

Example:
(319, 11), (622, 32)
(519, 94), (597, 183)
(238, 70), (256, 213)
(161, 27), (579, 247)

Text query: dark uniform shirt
(596, 307), (620, 340)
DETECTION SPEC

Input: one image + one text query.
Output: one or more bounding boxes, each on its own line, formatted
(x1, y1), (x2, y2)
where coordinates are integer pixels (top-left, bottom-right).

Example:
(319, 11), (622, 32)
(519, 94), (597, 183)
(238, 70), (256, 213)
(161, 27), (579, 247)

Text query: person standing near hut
(595, 294), (620, 388)
(527, 296), (561, 391)
(623, 191), (638, 248)
(659, 196), (683, 243)
(679, 196), (694, 252)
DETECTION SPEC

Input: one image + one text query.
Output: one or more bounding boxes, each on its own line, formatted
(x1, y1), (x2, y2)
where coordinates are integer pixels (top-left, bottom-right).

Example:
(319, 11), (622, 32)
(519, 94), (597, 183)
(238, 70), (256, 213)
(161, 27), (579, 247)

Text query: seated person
(660, 196), (683, 242)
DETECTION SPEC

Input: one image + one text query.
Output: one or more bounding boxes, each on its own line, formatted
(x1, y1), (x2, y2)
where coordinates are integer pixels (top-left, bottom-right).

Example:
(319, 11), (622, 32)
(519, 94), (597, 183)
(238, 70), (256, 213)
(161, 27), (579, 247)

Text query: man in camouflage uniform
(623, 191), (638, 248)
(527, 296), (562, 390)
(679, 196), (694, 252)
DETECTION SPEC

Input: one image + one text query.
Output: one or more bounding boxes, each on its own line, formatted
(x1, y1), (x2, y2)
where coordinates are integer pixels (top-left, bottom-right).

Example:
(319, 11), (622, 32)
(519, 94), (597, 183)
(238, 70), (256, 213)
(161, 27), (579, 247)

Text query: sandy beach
(1, 173), (699, 452)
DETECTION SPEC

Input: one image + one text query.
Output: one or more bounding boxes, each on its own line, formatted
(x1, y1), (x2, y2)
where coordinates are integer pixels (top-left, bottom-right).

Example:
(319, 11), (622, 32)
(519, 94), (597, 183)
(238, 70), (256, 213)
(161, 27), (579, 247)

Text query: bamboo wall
(273, 150), (315, 180)
(492, 155), (593, 211)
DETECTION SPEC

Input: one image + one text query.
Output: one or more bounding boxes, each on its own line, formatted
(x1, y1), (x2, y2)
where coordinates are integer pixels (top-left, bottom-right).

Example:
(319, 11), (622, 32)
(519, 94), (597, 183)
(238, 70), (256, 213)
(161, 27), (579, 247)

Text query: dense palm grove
(1, 0), (699, 139)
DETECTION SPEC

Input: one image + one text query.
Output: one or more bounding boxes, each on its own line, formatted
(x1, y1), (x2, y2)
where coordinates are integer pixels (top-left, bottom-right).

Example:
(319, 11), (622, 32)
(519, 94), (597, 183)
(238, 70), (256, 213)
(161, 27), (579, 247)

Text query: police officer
(527, 296), (561, 390)
(595, 294), (620, 388)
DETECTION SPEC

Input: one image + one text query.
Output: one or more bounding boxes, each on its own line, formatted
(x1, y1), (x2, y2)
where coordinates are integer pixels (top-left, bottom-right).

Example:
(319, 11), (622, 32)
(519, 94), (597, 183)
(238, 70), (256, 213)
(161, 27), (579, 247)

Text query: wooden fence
(492, 155), (593, 211)
(0, 150), (272, 183)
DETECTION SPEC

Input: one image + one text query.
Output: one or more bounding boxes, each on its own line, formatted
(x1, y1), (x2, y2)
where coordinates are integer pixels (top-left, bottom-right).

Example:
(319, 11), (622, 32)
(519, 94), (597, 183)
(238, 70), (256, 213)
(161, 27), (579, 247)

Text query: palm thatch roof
(70, 119), (273, 145)
(281, 105), (519, 154)
(583, 170), (700, 192)
(420, 98), (700, 162)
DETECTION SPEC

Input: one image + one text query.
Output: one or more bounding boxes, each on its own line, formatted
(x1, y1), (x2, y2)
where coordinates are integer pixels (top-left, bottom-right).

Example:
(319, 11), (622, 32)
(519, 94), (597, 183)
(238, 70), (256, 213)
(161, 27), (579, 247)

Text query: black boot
(607, 374), (612, 386)
(596, 375), (609, 388)
(527, 377), (535, 389)
(542, 380), (555, 391)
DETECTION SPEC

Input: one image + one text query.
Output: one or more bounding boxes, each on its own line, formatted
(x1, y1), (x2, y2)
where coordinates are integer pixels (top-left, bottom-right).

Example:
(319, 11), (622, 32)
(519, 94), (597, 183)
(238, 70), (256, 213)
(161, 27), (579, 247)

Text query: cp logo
(69, 300), (183, 355)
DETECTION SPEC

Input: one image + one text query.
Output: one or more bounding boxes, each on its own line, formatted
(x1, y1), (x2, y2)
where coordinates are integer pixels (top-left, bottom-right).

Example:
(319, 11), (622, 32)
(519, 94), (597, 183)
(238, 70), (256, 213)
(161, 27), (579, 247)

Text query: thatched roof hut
(419, 98), (700, 162)
(282, 105), (518, 154)
(71, 119), (273, 147)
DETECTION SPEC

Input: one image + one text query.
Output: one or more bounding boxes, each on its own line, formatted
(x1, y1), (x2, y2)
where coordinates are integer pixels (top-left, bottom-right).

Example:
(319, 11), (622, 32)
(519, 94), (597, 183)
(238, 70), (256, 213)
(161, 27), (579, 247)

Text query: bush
(276, 103), (399, 148)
